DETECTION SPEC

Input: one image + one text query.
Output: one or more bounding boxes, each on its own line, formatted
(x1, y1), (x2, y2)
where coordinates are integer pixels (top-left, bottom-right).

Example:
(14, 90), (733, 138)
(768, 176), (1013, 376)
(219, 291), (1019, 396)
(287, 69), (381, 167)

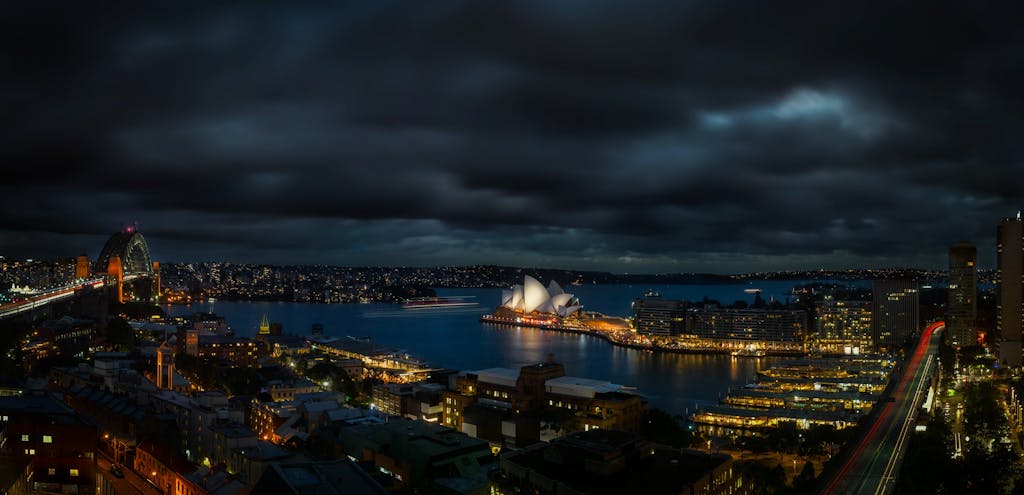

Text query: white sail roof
(498, 276), (581, 317)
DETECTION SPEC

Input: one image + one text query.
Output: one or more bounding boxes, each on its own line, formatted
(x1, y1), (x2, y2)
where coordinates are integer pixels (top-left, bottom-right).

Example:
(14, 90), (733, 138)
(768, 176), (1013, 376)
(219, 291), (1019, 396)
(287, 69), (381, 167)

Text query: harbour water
(167, 281), (845, 414)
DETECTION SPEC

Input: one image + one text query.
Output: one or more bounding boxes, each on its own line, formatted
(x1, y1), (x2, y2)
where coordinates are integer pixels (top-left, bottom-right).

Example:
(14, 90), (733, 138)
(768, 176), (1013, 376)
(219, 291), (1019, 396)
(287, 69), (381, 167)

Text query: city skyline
(2, 2), (1021, 272)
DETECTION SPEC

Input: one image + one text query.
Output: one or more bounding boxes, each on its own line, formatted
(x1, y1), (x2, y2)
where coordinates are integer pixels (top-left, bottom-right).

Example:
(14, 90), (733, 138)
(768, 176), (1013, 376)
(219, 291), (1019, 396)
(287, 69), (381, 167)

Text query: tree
(638, 409), (695, 448)
(106, 317), (137, 351)
(793, 461), (816, 493)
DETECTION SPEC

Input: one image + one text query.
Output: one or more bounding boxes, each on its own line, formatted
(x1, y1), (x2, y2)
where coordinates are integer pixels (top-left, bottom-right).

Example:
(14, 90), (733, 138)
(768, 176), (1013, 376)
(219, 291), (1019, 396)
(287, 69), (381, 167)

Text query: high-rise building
(998, 212), (1024, 367)
(871, 279), (919, 352)
(948, 241), (978, 348)
(633, 298), (687, 336)
(815, 299), (872, 352)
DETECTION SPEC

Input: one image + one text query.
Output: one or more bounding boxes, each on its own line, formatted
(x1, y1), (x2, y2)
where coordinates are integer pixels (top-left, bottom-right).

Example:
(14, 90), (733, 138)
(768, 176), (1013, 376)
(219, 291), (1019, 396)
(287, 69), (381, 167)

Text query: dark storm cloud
(1, 0), (1022, 272)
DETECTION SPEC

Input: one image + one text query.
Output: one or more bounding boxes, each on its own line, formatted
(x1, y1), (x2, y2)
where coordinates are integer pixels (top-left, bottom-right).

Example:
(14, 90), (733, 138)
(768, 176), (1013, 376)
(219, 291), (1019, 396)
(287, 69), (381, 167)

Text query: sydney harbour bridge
(0, 228), (161, 319)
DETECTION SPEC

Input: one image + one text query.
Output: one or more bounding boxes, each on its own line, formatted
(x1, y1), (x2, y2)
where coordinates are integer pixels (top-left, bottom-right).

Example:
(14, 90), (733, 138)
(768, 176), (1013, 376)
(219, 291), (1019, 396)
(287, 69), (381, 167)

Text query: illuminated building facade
(371, 382), (444, 422)
(75, 255), (90, 279)
(184, 330), (267, 367)
(815, 299), (872, 352)
(442, 362), (647, 444)
(632, 297), (686, 336)
(999, 212), (1024, 367)
(685, 308), (808, 350)
(0, 396), (98, 495)
(156, 340), (176, 389)
(948, 241), (978, 348)
(248, 400), (295, 442)
(871, 279), (919, 352)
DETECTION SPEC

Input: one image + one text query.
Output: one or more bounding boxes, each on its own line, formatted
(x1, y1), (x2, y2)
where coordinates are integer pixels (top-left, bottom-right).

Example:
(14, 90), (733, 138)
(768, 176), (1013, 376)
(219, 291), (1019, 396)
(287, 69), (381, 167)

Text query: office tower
(872, 279), (919, 352)
(998, 212), (1024, 367)
(633, 297), (687, 336)
(948, 242), (978, 348)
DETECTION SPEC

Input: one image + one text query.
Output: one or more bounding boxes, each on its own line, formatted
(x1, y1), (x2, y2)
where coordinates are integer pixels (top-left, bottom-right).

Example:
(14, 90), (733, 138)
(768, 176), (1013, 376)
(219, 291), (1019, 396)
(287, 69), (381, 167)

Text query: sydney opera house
(494, 276), (583, 322)
(483, 275), (631, 333)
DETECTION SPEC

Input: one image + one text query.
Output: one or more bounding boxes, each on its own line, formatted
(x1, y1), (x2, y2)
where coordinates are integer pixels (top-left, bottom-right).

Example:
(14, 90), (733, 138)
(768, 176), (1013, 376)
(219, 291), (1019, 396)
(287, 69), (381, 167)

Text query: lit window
(20, 435), (28, 442)
(42, 435), (52, 443)
(48, 468), (56, 475)
(70, 469), (79, 477)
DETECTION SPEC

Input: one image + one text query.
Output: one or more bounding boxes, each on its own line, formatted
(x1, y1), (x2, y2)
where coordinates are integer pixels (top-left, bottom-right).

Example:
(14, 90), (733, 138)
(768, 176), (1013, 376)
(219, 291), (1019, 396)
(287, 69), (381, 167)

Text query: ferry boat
(731, 348), (767, 358)
(402, 296), (478, 310)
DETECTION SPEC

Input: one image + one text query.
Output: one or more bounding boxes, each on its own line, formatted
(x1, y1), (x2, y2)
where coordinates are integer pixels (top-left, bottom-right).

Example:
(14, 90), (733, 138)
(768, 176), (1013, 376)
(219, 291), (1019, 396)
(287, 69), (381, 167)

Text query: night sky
(2, 2), (1021, 273)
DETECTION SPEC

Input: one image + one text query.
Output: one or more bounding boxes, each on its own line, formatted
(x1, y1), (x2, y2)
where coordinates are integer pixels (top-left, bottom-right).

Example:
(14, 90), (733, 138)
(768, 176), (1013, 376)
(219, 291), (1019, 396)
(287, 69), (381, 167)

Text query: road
(821, 321), (944, 495)
(0, 278), (105, 319)
(97, 452), (162, 495)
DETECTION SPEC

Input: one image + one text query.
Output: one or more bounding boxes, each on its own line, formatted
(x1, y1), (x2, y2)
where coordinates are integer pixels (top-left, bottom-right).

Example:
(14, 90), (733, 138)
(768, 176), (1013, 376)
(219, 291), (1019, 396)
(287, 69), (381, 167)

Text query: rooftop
(470, 368), (519, 387)
(251, 460), (389, 495)
(504, 431), (731, 494)
(545, 376), (623, 398)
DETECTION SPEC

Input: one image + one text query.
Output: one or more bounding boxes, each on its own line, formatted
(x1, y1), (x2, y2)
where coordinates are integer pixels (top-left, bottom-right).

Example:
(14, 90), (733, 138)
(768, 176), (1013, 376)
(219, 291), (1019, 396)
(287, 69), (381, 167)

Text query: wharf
(479, 314), (811, 357)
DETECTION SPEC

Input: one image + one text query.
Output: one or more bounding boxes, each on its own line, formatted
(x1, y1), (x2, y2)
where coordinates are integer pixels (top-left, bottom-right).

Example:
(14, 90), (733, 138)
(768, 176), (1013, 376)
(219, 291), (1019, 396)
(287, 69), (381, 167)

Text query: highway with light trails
(821, 321), (944, 495)
(0, 277), (106, 319)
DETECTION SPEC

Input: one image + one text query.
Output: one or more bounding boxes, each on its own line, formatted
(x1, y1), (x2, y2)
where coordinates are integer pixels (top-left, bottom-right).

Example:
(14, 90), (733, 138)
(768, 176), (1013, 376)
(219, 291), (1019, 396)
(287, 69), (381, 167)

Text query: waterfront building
(721, 388), (876, 413)
(694, 355), (890, 436)
(313, 337), (430, 376)
(871, 279), (919, 352)
(948, 241), (978, 348)
(692, 404), (862, 435)
(632, 297), (687, 336)
(500, 276), (581, 317)
(750, 374), (887, 395)
(999, 211), (1024, 367)
(757, 356), (893, 381)
(500, 429), (749, 495)
(485, 276), (584, 329)
(685, 308), (808, 351)
(815, 299), (872, 353)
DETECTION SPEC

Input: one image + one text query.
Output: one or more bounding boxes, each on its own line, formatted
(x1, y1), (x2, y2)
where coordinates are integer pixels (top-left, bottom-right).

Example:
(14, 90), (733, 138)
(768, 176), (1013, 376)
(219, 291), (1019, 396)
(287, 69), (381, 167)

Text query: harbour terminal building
(691, 356), (893, 436)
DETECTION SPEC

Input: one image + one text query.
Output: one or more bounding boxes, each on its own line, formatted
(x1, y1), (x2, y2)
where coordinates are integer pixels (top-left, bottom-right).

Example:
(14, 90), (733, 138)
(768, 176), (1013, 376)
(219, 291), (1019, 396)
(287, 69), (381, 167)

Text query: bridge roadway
(0, 277), (108, 319)
(821, 322), (944, 495)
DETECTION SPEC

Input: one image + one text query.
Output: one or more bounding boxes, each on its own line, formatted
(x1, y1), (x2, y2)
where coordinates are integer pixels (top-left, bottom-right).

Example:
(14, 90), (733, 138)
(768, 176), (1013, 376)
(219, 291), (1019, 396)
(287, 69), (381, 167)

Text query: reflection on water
(362, 306), (489, 318)
(168, 284), (810, 415)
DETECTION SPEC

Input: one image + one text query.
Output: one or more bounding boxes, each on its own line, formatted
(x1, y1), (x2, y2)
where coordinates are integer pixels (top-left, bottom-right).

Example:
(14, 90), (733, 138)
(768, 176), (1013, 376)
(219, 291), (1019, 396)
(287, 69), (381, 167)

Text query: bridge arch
(95, 230), (153, 276)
